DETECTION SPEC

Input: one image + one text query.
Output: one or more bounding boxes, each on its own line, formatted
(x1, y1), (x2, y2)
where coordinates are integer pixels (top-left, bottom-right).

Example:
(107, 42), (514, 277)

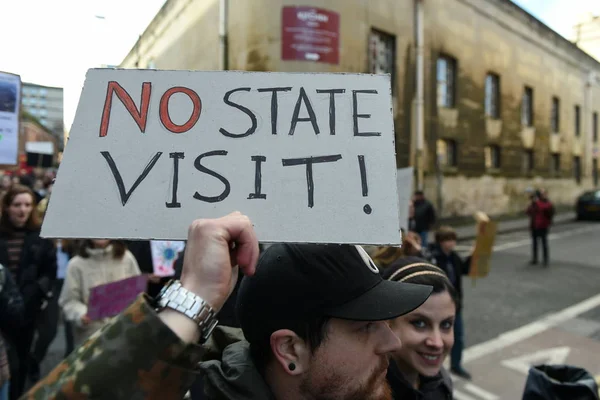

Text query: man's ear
(270, 329), (310, 376)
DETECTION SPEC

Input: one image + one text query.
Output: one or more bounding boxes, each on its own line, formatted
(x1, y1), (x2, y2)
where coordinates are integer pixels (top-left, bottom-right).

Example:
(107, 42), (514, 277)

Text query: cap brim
(322, 280), (433, 321)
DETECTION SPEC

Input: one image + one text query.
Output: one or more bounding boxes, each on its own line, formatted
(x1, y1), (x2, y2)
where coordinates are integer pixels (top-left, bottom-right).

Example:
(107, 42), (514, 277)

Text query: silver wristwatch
(156, 280), (219, 342)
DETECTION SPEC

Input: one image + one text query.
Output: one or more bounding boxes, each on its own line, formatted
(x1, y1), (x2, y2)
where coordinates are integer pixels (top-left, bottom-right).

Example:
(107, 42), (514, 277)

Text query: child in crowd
(427, 226), (472, 380)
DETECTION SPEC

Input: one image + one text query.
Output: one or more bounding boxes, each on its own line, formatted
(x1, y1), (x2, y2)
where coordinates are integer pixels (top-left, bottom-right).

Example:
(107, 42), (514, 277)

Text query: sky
(0, 0), (599, 133)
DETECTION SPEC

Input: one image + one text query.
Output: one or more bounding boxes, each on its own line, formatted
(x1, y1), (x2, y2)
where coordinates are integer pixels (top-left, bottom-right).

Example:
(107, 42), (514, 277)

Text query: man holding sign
(27, 213), (432, 399)
(25, 70), (434, 399)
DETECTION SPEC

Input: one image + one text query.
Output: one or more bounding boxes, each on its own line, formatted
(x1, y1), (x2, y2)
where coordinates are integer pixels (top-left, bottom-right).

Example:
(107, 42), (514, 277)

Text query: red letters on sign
(99, 81), (152, 137)
(159, 87), (202, 133)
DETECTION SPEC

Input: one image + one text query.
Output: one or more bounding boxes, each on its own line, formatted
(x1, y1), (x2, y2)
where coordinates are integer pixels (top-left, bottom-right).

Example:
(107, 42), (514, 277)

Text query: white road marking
(492, 225), (600, 252)
(463, 292), (600, 363)
(463, 383), (499, 400)
(501, 346), (571, 375)
(454, 390), (478, 400)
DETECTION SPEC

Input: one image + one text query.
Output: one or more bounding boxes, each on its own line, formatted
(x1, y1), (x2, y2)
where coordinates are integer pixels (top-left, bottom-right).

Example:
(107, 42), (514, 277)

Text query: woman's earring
(289, 362), (296, 372)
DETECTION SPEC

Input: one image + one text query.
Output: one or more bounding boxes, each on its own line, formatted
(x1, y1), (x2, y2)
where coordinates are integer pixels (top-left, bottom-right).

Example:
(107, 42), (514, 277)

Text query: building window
(551, 153), (560, 175)
(594, 112), (598, 142)
(594, 158), (599, 187)
(523, 149), (534, 172)
(437, 55), (456, 108)
(40, 118), (47, 126)
(521, 86), (533, 127)
(437, 139), (457, 168)
(369, 29), (396, 94)
(485, 145), (501, 169)
(40, 88), (47, 97)
(574, 156), (582, 184)
(575, 105), (581, 137)
(485, 73), (500, 118)
(551, 97), (560, 133)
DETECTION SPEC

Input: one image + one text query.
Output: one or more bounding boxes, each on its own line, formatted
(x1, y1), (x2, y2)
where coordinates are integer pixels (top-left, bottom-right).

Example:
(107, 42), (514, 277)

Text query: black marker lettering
(352, 90), (381, 137)
(358, 155), (372, 214)
(193, 150), (231, 203)
(316, 89), (345, 135)
(219, 88), (257, 138)
(166, 152), (185, 208)
(282, 154), (342, 208)
(101, 151), (163, 206)
(248, 155), (267, 199)
(289, 87), (320, 136)
(257, 87), (292, 135)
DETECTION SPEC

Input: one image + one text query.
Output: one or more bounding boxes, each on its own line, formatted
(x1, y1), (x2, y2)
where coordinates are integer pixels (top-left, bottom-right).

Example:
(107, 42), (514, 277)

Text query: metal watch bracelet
(156, 280), (219, 342)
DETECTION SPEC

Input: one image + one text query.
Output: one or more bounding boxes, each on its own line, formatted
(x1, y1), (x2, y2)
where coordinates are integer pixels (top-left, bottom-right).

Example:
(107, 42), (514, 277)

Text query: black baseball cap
(236, 243), (432, 345)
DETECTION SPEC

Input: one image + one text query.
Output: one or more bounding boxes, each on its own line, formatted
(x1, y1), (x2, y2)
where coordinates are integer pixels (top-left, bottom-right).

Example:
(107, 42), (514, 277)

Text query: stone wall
(119, 0), (600, 217)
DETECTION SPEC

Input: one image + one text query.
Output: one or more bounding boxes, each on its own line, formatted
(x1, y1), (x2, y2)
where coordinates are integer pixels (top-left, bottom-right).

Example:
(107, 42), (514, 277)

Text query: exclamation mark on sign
(358, 155), (372, 215)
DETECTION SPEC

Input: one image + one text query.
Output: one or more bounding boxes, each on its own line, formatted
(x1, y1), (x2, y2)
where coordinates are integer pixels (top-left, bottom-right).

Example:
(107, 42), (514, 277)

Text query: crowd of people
(0, 172), (564, 400)
(0, 169), (176, 400)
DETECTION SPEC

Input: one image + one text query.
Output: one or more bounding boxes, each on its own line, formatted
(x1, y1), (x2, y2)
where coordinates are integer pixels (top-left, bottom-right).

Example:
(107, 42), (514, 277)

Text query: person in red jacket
(526, 189), (555, 266)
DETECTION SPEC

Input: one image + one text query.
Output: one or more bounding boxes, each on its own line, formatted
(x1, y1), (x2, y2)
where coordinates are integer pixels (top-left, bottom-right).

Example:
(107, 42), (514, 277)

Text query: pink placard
(87, 275), (148, 320)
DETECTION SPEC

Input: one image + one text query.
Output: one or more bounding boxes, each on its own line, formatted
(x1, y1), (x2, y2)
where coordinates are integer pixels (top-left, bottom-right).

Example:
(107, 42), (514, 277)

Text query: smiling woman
(380, 257), (459, 400)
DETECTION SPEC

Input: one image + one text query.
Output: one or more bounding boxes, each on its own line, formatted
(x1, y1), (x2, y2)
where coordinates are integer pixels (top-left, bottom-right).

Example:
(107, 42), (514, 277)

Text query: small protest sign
(469, 212), (497, 281)
(0, 71), (21, 165)
(87, 275), (148, 320)
(150, 240), (185, 277)
(43, 70), (400, 244)
(25, 141), (54, 168)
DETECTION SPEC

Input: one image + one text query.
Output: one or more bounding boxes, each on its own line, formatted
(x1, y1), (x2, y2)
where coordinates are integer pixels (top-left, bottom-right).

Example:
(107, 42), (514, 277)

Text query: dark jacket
(427, 244), (470, 310)
(414, 199), (436, 233)
(0, 229), (56, 323)
(527, 199), (554, 230)
(0, 263), (24, 331)
(387, 359), (453, 400)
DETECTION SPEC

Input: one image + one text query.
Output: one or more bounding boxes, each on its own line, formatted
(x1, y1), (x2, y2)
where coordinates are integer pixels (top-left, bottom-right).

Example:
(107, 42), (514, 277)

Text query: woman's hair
(381, 256), (460, 309)
(0, 184), (41, 233)
(78, 240), (127, 259)
(371, 230), (423, 267)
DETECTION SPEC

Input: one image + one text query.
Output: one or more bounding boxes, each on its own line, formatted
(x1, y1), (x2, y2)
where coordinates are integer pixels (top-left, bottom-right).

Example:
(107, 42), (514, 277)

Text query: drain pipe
(415, 0), (425, 192)
(219, 0), (229, 70)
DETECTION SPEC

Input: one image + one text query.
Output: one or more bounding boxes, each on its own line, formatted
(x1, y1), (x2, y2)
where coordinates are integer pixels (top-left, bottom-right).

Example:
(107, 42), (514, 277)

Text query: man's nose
(376, 321), (402, 354)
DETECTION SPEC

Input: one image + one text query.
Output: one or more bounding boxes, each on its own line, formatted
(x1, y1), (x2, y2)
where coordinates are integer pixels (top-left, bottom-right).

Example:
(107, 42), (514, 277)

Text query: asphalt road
(458, 219), (600, 347)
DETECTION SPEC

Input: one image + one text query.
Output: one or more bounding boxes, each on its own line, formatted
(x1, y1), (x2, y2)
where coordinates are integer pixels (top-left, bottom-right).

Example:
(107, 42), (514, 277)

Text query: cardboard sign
(469, 216), (497, 279)
(282, 7), (340, 64)
(87, 275), (148, 320)
(43, 69), (400, 244)
(150, 240), (185, 277)
(0, 72), (21, 165)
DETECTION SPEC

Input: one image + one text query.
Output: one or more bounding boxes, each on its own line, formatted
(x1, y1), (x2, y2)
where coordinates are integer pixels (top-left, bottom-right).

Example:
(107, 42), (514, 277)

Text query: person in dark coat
(381, 257), (457, 399)
(413, 191), (436, 248)
(526, 189), (554, 266)
(0, 262), (24, 400)
(427, 226), (472, 380)
(0, 185), (56, 399)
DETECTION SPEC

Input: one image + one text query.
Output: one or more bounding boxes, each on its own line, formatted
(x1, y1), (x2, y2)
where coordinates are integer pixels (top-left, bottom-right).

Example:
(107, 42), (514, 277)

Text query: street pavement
(452, 220), (600, 399)
(36, 218), (600, 399)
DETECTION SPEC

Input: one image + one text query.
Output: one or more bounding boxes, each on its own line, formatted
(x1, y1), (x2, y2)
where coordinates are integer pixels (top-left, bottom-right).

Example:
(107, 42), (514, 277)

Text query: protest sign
(43, 69), (400, 244)
(396, 167), (414, 233)
(87, 275), (148, 320)
(469, 212), (497, 281)
(0, 72), (21, 165)
(25, 141), (54, 167)
(150, 240), (185, 277)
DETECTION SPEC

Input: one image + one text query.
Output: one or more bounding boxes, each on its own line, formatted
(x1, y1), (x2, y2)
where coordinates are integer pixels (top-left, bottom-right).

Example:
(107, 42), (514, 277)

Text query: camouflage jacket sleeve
(22, 294), (205, 400)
